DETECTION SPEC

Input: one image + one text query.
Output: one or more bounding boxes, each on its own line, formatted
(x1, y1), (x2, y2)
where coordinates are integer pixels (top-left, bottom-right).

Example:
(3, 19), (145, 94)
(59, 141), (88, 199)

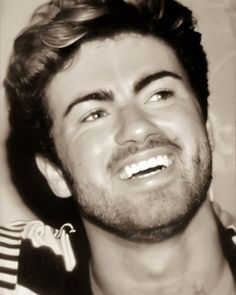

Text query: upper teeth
(120, 155), (173, 180)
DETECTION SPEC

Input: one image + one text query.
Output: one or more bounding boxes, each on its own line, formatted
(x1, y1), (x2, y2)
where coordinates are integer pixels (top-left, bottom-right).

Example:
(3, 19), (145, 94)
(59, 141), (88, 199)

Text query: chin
(79, 185), (209, 244)
(74, 151), (212, 243)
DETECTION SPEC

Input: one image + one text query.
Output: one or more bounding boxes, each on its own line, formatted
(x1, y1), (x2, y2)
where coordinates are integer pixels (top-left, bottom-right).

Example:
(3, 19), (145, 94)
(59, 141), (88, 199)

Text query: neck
(83, 200), (235, 295)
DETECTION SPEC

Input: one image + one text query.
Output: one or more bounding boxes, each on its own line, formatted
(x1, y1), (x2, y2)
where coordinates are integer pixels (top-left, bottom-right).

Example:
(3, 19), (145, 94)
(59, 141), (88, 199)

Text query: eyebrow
(63, 90), (113, 118)
(63, 70), (182, 118)
(134, 70), (182, 93)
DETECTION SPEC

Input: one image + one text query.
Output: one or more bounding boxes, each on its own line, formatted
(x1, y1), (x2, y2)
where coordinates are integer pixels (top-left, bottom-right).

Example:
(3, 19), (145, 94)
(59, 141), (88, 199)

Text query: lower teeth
(132, 165), (166, 179)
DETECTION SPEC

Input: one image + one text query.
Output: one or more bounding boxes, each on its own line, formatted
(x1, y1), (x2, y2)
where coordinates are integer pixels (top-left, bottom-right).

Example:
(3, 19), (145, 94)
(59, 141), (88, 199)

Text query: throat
(90, 265), (209, 295)
(90, 253), (234, 295)
(86, 202), (234, 295)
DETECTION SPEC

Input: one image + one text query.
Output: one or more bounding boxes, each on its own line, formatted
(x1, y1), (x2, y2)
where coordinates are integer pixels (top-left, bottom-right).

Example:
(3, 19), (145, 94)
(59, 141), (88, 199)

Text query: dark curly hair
(5, 0), (209, 166)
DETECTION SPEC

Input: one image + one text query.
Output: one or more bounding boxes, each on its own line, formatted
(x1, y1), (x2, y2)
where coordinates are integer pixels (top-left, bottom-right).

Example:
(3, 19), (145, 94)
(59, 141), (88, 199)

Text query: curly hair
(5, 0), (209, 166)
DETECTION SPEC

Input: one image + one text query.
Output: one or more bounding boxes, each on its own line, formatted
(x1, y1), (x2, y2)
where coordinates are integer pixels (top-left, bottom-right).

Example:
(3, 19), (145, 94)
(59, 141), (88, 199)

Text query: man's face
(45, 33), (212, 242)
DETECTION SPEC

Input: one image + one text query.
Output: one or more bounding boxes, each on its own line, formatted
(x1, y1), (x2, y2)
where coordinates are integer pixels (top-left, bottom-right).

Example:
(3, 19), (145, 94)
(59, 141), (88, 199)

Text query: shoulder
(219, 223), (236, 278)
(0, 220), (78, 295)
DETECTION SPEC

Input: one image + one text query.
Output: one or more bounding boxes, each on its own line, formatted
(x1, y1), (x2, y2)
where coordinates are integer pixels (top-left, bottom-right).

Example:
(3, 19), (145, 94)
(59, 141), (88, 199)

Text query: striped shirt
(0, 221), (78, 295)
(0, 219), (235, 295)
(0, 222), (25, 294)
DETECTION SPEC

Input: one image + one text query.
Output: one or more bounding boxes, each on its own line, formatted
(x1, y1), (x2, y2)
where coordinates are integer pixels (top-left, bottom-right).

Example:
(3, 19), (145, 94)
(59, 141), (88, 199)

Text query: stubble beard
(65, 139), (212, 243)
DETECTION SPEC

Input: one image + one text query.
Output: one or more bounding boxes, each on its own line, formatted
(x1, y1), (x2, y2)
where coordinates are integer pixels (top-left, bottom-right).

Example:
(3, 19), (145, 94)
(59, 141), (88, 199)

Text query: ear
(35, 155), (71, 198)
(206, 118), (215, 151)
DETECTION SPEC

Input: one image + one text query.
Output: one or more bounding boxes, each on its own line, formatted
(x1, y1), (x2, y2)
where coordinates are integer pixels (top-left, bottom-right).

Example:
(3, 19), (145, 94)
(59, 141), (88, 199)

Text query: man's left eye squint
(148, 90), (174, 103)
(82, 110), (109, 122)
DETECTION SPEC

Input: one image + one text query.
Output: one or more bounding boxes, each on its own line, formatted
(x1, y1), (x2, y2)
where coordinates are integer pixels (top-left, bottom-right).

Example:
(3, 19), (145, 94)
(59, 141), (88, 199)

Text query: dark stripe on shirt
(0, 267), (18, 275)
(0, 241), (20, 249)
(0, 280), (15, 290)
(0, 226), (23, 233)
(0, 253), (18, 261)
(0, 233), (21, 240)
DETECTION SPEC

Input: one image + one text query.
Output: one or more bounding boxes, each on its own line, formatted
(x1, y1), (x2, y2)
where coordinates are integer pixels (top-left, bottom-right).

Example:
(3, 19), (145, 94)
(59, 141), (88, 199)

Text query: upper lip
(113, 146), (178, 176)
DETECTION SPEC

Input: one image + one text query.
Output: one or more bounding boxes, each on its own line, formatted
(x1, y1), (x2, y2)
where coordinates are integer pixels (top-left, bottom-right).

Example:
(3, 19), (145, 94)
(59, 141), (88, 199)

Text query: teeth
(131, 164), (139, 174)
(147, 157), (157, 168)
(157, 155), (168, 166)
(138, 161), (149, 171)
(120, 155), (173, 180)
(125, 165), (133, 178)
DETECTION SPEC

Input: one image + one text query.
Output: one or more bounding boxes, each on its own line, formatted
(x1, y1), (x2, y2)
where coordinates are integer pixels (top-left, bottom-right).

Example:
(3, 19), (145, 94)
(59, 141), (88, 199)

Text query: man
(2, 0), (236, 294)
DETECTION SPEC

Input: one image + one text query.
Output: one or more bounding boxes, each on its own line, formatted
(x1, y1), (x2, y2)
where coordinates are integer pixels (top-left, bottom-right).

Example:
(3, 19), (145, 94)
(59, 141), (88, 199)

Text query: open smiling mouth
(119, 155), (173, 180)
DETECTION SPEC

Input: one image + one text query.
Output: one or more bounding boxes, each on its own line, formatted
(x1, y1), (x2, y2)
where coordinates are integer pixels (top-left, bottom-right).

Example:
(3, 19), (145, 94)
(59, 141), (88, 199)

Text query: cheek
(152, 102), (207, 152)
(61, 128), (114, 182)
(154, 100), (198, 124)
(173, 105), (209, 163)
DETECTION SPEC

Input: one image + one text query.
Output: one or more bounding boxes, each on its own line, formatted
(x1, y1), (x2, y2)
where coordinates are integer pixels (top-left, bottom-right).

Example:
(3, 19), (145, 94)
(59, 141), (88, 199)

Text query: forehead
(55, 33), (184, 83)
(46, 33), (188, 116)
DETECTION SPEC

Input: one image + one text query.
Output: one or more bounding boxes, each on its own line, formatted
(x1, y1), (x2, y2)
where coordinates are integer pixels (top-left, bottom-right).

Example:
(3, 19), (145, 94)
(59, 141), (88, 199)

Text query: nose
(115, 105), (159, 146)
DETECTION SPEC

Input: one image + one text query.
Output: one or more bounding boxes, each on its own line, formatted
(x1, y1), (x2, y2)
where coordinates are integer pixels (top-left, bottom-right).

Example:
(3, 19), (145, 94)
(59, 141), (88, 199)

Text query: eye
(148, 89), (174, 103)
(81, 109), (109, 122)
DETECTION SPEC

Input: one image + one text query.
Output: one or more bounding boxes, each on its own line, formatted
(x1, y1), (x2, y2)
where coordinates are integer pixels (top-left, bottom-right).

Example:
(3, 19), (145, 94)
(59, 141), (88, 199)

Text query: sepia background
(0, 0), (235, 224)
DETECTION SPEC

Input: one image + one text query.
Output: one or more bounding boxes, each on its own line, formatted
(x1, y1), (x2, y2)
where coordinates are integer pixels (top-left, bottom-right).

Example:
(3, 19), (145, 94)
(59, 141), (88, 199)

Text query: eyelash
(148, 89), (174, 102)
(81, 109), (108, 123)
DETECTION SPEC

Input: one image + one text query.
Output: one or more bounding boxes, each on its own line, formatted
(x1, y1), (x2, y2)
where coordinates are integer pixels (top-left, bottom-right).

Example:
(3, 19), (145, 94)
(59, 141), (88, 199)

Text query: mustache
(107, 136), (182, 171)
